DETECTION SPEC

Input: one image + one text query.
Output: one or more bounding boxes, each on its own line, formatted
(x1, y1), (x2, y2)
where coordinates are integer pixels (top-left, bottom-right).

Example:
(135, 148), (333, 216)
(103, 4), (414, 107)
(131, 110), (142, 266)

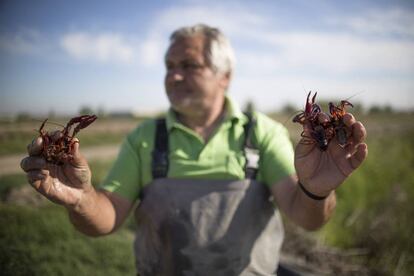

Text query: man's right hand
(20, 136), (93, 210)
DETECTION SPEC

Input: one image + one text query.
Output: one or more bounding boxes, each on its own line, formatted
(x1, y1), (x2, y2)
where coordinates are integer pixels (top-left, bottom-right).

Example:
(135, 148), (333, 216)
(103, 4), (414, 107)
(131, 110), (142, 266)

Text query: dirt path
(0, 145), (120, 176)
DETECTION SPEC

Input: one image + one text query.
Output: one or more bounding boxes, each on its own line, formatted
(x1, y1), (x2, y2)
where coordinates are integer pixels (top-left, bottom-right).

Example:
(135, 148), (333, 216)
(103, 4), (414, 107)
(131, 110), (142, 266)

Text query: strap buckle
(244, 147), (260, 170)
(152, 150), (169, 178)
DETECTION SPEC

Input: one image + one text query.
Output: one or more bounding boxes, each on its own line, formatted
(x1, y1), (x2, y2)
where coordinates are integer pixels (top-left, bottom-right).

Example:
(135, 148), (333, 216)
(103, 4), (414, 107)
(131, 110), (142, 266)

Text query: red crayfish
(293, 91), (353, 151)
(38, 115), (97, 164)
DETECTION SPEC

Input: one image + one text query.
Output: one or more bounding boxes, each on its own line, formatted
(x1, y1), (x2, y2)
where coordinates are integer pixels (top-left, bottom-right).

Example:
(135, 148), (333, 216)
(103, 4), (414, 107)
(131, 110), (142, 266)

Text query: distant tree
(350, 102), (364, 115)
(15, 112), (31, 122)
(383, 105), (394, 114)
(368, 105), (395, 114)
(281, 103), (297, 115)
(79, 106), (94, 115)
(97, 106), (107, 119)
(368, 105), (382, 114)
(48, 109), (57, 119)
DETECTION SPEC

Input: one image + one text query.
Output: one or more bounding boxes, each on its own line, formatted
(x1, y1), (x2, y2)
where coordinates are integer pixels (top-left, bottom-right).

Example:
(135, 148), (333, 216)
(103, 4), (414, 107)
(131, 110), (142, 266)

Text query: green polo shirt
(100, 97), (295, 201)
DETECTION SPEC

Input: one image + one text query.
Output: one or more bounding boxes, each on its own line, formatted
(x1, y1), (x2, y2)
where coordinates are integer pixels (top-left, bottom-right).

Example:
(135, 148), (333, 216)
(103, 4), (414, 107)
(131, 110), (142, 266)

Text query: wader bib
(134, 114), (284, 275)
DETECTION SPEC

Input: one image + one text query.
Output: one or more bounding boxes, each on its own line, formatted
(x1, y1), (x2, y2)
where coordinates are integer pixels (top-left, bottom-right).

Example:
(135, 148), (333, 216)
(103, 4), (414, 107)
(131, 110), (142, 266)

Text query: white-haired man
(21, 24), (368, 275)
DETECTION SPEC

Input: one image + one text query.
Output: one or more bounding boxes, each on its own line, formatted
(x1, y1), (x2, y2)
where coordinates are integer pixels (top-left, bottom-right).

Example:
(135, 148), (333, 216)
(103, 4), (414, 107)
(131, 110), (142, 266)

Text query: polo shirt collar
(165, 96), (246, 131)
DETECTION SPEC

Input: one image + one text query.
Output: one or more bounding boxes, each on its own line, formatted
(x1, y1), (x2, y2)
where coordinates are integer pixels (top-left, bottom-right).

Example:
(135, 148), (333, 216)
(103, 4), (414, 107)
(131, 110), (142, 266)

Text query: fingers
(351, 121), (367, 145)
(20, 156), (47, 172)
(26, 169), (49, 190)
(301, 121), (312, 137)
(349, 143), (368, 169)
(27, 136), (43, 156)
(68, 138), (89, 167)
(342, 113), (356, 127)
(343, 113), (367, 145)
(22, 139), (50, 192)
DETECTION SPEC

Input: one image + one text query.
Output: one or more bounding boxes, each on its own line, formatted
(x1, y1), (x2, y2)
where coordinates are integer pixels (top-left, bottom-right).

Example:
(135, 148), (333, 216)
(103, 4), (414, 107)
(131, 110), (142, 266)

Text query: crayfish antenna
(39, 119), (48, 133)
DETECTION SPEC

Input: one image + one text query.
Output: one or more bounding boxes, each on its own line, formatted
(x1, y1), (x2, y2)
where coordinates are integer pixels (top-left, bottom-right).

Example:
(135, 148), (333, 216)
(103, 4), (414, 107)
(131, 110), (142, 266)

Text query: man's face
(164, 35), (229, 116)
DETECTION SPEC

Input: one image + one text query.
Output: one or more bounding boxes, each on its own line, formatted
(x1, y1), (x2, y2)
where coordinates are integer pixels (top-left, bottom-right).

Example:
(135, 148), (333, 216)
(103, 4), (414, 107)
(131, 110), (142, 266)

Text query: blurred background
(1, 0), (413, 275)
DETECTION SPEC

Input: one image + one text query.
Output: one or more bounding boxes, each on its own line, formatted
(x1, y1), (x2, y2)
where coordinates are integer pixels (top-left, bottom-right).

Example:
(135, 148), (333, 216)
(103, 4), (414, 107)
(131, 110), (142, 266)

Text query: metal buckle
(244, 147), (260, 169)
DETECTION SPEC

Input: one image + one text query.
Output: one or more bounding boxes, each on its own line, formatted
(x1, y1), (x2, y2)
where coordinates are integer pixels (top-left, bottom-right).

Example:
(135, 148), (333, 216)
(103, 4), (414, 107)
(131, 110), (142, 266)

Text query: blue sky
(1, 0), (413, 116)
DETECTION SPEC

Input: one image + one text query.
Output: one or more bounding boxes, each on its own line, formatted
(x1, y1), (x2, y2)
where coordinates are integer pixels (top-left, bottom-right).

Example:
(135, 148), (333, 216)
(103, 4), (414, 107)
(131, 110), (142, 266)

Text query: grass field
(1, 113), (413, 275)
(0, 203), (136, 275)
(320, 128), (414, 275)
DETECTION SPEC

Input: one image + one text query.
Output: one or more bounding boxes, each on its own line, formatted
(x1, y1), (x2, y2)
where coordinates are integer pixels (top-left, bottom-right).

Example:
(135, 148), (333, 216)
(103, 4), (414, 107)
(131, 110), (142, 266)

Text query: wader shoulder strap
(152, 113), (259, 180)
(243, 111), (260, 180)
(152, 118), (169, 179)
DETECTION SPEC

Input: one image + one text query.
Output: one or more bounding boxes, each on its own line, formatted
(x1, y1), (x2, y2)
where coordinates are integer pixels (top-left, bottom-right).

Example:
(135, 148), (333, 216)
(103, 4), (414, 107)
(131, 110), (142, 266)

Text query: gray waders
(134, 113), (284, 275)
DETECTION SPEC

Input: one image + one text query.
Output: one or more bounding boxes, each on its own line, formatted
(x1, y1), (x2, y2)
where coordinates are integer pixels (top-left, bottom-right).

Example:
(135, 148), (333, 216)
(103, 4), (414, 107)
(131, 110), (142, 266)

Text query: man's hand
(20, 136), (93, 209)
(294, 113), (368, 197)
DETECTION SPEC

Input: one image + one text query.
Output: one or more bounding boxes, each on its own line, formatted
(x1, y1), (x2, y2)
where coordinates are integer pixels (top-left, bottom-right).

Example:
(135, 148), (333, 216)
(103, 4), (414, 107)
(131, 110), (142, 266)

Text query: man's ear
(219, 71), (231, 91)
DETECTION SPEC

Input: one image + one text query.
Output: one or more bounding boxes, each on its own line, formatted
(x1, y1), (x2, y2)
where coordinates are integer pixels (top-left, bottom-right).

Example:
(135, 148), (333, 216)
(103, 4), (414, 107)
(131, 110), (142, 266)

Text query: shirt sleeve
(99, 134), (141, 202)
(256, 113), (296, 187)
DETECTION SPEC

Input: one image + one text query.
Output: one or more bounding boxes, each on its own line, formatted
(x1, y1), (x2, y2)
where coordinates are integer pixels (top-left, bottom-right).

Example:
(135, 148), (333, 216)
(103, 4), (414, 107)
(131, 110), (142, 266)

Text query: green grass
(318, 129), (414, 275)
(0, 158), (137, 275)
(0, 174), (26, 201)
(76, 132), (125, 148)
(0, 131), (35, 156)
(0, 203), (136, 276)
(89, 159), (116, 186)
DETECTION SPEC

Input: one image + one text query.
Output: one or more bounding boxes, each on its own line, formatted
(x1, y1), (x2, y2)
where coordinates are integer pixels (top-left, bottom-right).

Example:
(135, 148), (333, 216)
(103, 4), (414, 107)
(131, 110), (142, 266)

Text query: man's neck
(177, 102), (226, 141)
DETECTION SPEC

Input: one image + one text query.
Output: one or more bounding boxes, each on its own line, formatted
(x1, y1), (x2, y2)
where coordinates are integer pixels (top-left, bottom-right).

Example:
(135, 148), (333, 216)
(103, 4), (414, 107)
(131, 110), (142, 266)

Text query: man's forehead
(166, 36), (206, 59)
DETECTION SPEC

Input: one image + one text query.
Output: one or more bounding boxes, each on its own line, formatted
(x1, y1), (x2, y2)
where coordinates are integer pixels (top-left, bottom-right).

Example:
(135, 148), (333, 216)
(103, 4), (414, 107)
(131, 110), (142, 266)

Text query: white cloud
(142, 4), (414, 76)
(60, 32), (135, 64)
(140, 3), (414, 111)
(138, 35), (165, 66)
(153, 4), (268, 35)
(330, 7), (414, 37)
(135, 4), (269, 68)
(237, 32), (414, 74)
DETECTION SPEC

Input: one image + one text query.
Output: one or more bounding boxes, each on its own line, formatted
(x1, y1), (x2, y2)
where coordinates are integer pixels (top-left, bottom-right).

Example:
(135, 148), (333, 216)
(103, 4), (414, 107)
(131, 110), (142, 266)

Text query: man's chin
(170, 96), (192, 108)
(171, 101), (204, 116)
(171, 104), (192, 115)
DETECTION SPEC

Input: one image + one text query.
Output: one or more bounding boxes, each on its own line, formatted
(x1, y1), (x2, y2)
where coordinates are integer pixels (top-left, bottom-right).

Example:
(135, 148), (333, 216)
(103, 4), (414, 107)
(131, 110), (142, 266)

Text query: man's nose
(167, 68), (184, 82)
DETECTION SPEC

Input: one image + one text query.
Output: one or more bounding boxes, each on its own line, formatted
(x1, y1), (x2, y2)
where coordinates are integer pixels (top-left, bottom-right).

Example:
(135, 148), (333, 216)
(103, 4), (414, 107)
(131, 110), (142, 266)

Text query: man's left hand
(294, 113), (368, 197)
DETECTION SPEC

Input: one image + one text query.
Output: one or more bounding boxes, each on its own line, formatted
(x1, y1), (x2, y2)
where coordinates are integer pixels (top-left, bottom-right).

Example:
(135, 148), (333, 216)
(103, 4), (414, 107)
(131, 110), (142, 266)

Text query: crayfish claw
(36, 114), (97, 164)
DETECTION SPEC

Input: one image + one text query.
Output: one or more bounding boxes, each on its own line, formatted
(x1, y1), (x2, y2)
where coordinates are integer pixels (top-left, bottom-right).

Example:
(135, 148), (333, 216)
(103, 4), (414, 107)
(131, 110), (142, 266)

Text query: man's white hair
(169, 24), (236, 75)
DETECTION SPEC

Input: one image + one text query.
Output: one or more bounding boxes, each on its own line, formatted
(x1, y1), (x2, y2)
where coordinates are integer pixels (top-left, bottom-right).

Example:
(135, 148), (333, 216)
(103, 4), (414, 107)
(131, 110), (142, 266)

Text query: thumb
(295, 121), (317, 158)
(69, 138), (89, 167)
(302, 121), (313, 138)
(300, 121), (315, 144)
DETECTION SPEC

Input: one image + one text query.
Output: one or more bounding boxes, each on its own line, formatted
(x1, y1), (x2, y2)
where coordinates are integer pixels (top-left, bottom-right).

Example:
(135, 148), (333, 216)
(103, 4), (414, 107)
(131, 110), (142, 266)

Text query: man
(21, 24), (368, 275)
